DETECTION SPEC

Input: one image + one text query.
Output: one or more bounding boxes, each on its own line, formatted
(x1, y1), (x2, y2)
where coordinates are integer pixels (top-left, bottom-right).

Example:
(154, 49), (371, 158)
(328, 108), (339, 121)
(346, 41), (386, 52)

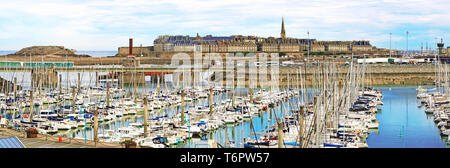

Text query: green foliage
(309, 52), (331, 55)
(309, 52), (348, 55)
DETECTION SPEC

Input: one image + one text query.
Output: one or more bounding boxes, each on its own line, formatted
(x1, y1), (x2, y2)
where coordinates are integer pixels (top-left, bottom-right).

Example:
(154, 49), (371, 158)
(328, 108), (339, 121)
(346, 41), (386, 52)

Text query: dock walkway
(0, 128), (122, 148)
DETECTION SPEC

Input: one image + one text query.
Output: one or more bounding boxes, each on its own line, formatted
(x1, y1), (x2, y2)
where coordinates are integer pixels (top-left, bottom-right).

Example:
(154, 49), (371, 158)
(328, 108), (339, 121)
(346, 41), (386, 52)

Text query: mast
(389, 33), (392, 58)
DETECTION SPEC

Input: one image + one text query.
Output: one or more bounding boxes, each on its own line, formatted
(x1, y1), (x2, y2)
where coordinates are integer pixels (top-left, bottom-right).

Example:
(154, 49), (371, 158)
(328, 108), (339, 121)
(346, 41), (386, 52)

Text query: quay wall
(117, 47), (153, 57)
(277, 65), (437, 86)
(0, 53), (292, 66)
(215, 65), (439, 87)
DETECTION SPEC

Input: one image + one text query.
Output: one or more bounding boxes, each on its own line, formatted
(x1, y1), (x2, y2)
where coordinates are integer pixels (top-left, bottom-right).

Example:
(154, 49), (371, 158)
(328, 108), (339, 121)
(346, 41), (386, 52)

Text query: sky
(0, 0), (449, 51)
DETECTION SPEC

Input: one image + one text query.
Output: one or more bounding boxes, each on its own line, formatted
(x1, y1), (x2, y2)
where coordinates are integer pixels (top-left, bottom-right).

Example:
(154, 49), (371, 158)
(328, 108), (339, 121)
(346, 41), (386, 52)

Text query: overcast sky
(0, 0), (448, 51)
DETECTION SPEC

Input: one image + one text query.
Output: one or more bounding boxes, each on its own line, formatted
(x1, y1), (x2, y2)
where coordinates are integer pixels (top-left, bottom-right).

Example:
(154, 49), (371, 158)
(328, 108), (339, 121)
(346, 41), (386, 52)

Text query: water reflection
(367, 86), (448, 148)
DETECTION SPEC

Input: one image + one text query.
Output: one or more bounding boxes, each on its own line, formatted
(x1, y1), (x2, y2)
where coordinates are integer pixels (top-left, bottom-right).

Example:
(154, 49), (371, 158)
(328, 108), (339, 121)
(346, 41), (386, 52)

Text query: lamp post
(307, 31), (310, 57)
(406, 31), (409, 58)
(389, 33), (392, 58)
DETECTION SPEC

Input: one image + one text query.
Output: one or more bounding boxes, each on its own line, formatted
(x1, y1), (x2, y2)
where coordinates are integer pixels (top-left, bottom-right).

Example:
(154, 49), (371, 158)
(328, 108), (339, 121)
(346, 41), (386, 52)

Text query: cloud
(0, 0), (448, 50)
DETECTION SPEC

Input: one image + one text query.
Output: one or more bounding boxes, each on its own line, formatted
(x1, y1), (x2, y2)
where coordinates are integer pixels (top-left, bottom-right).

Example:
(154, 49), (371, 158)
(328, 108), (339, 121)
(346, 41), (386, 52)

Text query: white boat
(138, 137), (166, 148)
(417, 93), (428, 99)
(366, 122), (379, 129)
(440, 127), (450, 136)
(117, 127), (140, 138)
(75, 99), (84, 105)
(127, 109), (137, 115)
(183, 125), (203, 134)
(34, 101), (42, 106)
(346, 142), (369, 148)
(184, 97), (193, 102)
(0, 118), (7, 127)
(67, 121), (78, 129)
(416, 86), (428, 92)
(39, 109), (58, 118)
(437, 121), (447, 128)
(198, 92), (208, 99)
(77, 121), (86, 127)
(425, 108), (435, 114)
(114, 109), (123, 117)
(36, 125), (58, 134)
(104, 114), (113, 121)
(54, 122), (71, 130)
(223, 116), (236, 124)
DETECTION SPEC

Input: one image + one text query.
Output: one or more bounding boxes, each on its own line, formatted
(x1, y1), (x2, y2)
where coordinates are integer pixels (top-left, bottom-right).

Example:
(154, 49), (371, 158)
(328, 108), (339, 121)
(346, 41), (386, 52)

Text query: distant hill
(11, 46), (90, 57)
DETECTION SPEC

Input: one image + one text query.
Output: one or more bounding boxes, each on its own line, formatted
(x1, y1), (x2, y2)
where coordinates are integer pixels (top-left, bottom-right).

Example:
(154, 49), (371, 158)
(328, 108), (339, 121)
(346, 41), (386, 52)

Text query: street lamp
(406, 31), (409, 58)
(389, 33), (392, 58)
(307, 31), (310, 58)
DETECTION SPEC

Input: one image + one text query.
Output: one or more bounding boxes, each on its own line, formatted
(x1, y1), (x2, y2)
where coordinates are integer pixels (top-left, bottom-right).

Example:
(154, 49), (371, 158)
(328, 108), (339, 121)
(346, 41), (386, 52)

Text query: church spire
(281, 17), (286, 39)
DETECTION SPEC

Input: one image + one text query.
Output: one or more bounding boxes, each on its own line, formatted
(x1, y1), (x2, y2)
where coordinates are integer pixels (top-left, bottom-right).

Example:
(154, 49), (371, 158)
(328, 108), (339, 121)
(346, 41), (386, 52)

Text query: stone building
(120, 17), (389, 56)
(351, 41), (372, 52)
(323, 41), (350, 52)
(310, 42), (326, 52)
(117, 46), (152, 57)
(261, 43), (279, 52)
(279, 43), (299, 52)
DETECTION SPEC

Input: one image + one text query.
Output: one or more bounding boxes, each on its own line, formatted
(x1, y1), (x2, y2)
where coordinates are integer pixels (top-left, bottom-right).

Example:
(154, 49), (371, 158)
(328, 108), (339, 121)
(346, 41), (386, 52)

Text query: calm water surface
(1, 70), (448, 148)
(367, 86), (448, 148)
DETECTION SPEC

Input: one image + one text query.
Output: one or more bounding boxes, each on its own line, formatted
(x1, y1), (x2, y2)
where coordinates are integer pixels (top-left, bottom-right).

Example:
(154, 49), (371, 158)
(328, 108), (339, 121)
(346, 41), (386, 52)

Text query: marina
(0, 57), (387, 148)
(1, 57), (449, 148)
(0, 1), (448, 150)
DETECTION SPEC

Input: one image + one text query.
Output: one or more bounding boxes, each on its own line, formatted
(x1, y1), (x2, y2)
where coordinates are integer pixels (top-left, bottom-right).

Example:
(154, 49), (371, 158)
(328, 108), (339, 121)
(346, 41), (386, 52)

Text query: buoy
(59, 136), (62, 143)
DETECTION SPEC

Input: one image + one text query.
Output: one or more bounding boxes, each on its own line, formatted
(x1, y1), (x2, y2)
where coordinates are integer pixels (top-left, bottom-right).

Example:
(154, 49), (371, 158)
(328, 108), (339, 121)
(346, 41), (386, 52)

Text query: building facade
(119, 18), (384, 56)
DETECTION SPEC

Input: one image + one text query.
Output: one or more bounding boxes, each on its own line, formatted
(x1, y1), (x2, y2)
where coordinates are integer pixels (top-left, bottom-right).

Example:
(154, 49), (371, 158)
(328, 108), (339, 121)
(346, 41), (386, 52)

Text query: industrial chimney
(129, 38), (133, 56)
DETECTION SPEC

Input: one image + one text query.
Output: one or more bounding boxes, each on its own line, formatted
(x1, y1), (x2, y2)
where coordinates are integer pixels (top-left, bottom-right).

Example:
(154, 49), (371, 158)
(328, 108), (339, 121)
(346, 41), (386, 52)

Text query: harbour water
(1, 68), (448, 148)
(367, 86), (448, 148)
(74, 51), (117, 57)
(57, 86), (449, 148)
(0, 51), (17, 56)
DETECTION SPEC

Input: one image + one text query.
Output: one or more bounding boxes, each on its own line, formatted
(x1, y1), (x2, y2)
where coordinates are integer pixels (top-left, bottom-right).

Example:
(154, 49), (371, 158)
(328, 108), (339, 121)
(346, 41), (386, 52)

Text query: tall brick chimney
(129, 38), (133, 56)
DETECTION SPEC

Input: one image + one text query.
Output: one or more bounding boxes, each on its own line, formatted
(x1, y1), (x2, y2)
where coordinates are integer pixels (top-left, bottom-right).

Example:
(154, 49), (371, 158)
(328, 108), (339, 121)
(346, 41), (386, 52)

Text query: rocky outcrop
(12, 46), (89, 57)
